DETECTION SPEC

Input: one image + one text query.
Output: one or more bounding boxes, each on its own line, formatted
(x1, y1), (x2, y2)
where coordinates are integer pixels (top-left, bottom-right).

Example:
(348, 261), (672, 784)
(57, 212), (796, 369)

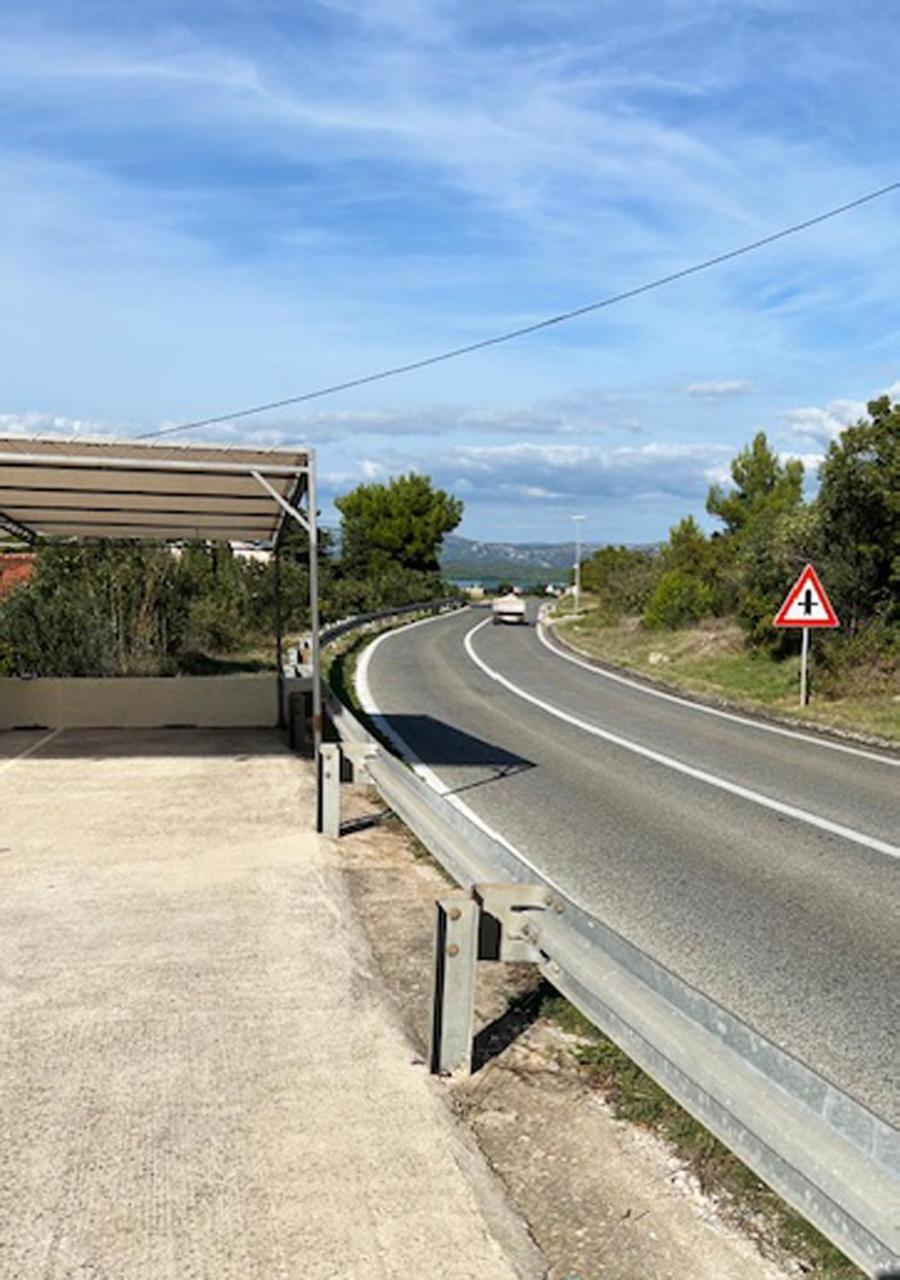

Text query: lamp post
(571, 514), (585, 615)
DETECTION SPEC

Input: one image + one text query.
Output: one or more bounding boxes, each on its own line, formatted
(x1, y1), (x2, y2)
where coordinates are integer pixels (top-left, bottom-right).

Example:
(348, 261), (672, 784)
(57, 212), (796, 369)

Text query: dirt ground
(339, 781), (795, 1280)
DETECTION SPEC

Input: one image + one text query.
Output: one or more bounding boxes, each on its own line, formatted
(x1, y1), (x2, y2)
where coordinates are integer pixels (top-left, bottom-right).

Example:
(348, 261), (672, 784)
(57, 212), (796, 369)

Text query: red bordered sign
(773, 563), (839, 628)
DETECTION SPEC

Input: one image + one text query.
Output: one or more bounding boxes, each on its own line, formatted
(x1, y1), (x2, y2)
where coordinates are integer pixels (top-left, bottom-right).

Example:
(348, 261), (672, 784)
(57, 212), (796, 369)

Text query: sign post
(773, 563), (839, 706)
(571, 513), (585, 616)
(800, 624), (810, 708)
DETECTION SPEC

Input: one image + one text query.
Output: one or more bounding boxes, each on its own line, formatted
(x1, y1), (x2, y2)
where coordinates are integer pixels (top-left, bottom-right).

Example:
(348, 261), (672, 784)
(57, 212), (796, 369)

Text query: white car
(491, 592), (527, 625)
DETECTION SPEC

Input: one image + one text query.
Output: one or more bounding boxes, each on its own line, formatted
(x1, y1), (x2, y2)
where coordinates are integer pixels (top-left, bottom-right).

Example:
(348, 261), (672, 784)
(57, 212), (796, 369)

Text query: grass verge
(324, 608), (443, 731)
(555, 612), (899, 743)
(543, 994), (864, 1279)
(323, 627), (369, 719)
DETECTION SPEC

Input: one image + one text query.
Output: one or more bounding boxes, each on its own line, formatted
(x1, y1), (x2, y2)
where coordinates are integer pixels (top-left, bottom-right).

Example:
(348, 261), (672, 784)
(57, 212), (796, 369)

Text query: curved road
(360, 605), (900, 1126)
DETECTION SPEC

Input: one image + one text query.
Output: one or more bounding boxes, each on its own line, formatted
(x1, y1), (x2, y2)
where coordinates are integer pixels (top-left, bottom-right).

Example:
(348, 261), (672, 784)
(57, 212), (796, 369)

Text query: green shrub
(813, 617), (899, 698)
(182, 595), (249, 655)
(644, 570), (713, 630)
(0, 542), (183, 676)
(326, 566), (452, 617)
(580, 545), (660, 620)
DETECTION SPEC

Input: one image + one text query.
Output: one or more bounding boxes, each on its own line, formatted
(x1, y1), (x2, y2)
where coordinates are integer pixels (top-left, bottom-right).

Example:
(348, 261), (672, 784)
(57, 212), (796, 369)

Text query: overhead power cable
(139, 179), (900, 441)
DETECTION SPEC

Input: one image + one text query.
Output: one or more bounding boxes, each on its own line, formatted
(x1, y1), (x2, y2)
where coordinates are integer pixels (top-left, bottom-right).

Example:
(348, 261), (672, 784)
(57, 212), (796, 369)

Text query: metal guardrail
(319, 597), (461, 648)
(288, 598), (461, 674)
(319, 602), (900, 1279)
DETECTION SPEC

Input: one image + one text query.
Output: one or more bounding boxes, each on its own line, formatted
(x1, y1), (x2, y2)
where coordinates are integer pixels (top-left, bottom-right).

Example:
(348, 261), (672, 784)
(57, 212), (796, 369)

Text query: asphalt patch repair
(338, 781), (798, 1280)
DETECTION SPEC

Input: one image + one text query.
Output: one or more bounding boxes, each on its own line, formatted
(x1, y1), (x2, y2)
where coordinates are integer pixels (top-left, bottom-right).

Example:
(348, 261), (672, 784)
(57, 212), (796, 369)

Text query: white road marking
(0, 728), (60, 777)
(465, 619), (900, 861)
(356, 612), (462, 794)
(355, 612), (569, 893)
(356, 611), (484, 799)
(537, 615), (899, 768)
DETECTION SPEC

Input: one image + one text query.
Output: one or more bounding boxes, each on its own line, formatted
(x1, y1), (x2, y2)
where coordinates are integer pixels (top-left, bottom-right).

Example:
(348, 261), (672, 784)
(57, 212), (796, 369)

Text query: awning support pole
(274, 541), (285, 728)
(307, 451), (324, 831)
(251, 470), (310, 532)
(249, 465), (321, 796)
(0, 510), (37, 543)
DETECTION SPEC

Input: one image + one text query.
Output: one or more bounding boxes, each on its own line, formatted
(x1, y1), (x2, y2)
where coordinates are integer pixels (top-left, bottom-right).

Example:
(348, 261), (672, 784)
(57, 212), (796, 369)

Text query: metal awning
(0, 435), (323, 776)
(0, 436), (310, 544)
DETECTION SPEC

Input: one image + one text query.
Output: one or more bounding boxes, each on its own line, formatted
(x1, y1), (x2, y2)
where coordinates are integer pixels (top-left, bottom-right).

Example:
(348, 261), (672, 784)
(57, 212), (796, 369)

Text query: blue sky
(1, 0), (898, 542)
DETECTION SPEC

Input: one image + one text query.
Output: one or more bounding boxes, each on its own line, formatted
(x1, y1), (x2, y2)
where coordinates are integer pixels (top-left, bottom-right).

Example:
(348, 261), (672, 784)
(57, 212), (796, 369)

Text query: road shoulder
(544, 613), (900, 756)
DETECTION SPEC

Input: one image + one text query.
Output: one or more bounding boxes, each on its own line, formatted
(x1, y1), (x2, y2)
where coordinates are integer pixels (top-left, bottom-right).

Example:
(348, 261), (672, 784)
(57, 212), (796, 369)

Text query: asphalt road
(360, 605), (900, 1126)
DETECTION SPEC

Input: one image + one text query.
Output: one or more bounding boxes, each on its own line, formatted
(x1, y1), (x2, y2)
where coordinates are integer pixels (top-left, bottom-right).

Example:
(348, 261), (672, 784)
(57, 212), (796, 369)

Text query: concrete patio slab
(0, 728), (538, 1280)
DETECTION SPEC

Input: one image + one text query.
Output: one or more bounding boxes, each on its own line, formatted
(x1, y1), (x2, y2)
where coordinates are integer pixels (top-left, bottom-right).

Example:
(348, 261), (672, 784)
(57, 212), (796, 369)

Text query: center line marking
(464, 618), (899, 862)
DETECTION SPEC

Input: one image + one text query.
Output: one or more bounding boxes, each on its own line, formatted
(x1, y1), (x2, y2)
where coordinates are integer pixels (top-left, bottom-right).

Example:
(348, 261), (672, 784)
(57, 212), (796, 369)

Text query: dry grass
(544, 996), (864, 1279)
(556, 612), (900, 743)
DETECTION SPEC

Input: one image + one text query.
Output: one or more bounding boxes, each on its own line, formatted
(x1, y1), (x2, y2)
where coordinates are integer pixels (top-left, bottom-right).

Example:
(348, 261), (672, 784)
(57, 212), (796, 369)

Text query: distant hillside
(440, 534), (600, 585)
(323, 529), (651, 585)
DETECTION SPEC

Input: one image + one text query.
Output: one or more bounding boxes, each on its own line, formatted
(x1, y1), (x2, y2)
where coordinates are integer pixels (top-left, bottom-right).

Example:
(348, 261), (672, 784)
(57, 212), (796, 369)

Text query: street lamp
(571, 514), (585, 615)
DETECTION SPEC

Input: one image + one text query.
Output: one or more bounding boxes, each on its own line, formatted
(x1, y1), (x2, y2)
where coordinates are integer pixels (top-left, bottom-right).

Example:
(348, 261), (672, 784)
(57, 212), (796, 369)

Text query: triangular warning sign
(774, 563), (839, 628)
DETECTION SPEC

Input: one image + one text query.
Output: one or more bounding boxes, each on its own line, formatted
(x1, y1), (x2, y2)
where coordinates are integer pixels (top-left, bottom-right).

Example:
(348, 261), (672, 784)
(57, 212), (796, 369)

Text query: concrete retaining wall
(0, 674), (279, 730)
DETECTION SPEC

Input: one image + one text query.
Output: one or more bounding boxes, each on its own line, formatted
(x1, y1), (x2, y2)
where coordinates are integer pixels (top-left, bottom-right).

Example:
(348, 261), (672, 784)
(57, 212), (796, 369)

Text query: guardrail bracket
(343, 741), (379, 782)
(475, 883), (547, 963)
(429, 883), (546, 1077)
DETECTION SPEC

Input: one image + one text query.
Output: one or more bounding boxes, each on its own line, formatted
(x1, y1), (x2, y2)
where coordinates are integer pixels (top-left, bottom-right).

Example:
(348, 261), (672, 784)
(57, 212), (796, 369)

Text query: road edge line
(465, 619), (900, 862)
(537, 615), (899, 768)
(355, 610), (574, 894)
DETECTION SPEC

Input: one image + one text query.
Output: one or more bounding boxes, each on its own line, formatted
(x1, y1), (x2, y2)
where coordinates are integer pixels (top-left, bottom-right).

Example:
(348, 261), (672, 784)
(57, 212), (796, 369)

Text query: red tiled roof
(0, 553), (34, 599)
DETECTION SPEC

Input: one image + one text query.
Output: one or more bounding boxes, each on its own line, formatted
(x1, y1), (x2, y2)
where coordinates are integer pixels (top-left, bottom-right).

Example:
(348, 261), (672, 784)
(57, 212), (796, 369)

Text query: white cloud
(0, 22), (730, 238)
(781, 397), (865, 447)
(359, 458), (386, 479)
(683, 380), (753, 397)
(190, 393), (641, 446)
(391, 439), (732, 506)
(780, 377), (899, 450)
(500, 482), (567, 500)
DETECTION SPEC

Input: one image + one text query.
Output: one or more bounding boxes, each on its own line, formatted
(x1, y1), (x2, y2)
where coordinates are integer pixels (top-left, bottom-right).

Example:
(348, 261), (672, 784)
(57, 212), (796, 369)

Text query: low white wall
(0, 674), (279, 730)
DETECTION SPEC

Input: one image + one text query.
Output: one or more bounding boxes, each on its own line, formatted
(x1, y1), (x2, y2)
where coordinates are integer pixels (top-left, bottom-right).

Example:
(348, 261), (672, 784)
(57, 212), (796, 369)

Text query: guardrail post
(429, 893), (479, 1076)
(288, 689), (312, 756)
(319, 743), (341, 837)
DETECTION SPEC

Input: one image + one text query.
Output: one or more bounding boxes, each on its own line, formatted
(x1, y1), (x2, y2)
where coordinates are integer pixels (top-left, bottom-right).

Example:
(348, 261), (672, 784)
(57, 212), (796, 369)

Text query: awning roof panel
(0, 436), (310, 544)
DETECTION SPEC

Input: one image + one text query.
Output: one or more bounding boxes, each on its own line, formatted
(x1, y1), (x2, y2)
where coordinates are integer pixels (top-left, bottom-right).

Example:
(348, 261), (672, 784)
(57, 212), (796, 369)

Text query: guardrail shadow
(371, 712), (535, 795)
(472, 978), (555, 1072)
(340, 713), (535, 835)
